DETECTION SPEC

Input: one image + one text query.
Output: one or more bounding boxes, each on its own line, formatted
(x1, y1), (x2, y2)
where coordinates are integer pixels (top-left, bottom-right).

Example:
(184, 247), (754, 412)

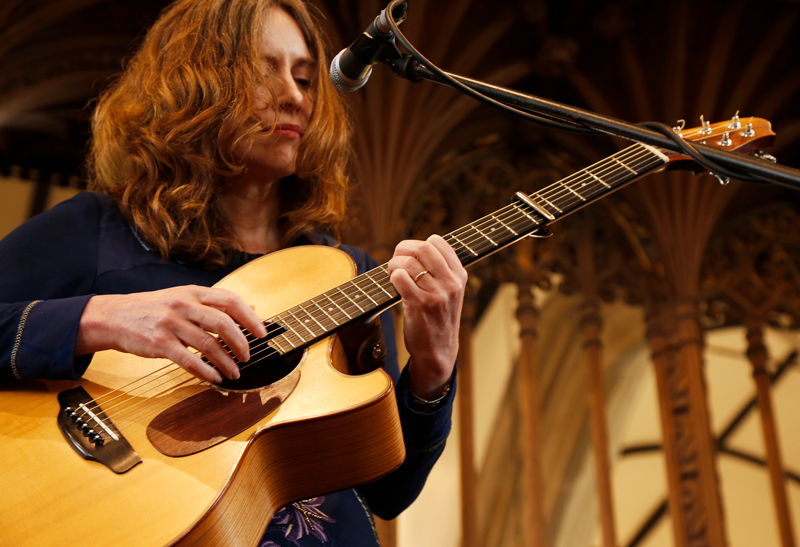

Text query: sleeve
(0, 193), (101, 381)
(346, 246), (458, 520)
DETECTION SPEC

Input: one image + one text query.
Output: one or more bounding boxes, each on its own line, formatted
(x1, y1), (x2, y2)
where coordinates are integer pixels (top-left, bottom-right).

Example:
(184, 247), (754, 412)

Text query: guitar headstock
(664, 113), (775, 169)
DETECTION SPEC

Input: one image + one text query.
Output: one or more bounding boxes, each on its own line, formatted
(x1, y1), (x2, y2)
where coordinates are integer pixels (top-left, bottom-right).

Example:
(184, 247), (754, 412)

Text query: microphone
(329, 2), (407, 92)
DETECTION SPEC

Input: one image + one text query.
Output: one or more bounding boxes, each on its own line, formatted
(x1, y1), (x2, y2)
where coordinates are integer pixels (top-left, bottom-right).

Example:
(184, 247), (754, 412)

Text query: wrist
(76, 295), (113, 355)
(409, 381), (452, 411)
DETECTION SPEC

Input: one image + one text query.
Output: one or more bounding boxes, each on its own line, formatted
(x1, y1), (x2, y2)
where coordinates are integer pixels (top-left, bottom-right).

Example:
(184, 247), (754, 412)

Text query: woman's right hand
(76, 285), (268, 383)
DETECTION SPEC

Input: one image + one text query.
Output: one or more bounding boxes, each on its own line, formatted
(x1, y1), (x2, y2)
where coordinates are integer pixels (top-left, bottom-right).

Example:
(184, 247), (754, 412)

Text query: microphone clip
(329, 2), (408, 92)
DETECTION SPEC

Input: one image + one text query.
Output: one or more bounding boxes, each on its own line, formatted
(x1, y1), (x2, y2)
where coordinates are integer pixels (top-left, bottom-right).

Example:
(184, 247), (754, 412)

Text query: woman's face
(240, 8), (316, 182)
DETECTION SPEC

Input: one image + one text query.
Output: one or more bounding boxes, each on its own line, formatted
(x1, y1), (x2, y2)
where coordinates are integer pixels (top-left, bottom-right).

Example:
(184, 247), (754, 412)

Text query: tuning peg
(753, 150), (777, 163)
(718, 131), (732, 147)
(742, 121), (755, 138)
(673, 119), (686, 137)
(728, 110), (741, 130)
(699, 115), (712, 135)
(708, 171), (730, 185)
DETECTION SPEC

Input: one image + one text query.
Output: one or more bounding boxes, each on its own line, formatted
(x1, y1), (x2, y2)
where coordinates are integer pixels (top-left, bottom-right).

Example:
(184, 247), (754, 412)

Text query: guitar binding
(57, 386), (142, 474)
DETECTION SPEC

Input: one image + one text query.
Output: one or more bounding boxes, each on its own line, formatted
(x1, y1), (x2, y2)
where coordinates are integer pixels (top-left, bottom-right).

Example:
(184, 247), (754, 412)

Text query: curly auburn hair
(88, 0), (351, 268)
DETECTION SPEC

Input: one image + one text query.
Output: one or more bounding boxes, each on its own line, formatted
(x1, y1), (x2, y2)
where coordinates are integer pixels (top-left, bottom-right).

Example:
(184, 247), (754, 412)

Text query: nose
(273, 69), (303, 112)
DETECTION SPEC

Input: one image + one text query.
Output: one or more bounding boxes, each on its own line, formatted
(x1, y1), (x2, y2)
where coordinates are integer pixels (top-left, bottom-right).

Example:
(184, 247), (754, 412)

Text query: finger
(392, 239), (449, 278)
(427, 234), (464, 274)
(177, 301), (252, 364)
(193, 287), (268, 338)
(387, 254), (424, 277)
(163, 340), (224, 384)
(177, 323), (242, 380)
(389, 267), (419, 298)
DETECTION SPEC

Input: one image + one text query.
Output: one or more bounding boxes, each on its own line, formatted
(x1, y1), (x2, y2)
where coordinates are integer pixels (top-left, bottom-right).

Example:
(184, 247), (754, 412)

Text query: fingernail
(213, 372), (223, 383)
(232, 367), (241, 380)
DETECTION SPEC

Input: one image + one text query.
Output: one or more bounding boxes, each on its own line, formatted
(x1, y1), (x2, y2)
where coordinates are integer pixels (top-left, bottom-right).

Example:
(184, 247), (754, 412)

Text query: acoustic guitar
(0, 117), (774, 546)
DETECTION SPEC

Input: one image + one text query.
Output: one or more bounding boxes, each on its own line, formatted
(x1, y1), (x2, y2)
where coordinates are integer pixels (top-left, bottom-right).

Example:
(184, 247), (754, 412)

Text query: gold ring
(413, 270), (429, 283)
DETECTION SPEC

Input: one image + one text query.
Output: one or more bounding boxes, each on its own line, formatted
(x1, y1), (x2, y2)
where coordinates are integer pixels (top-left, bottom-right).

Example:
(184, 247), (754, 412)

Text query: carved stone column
(516, 239), (546, 547)
(647, 300), (728, 547)
(646, 309), (689, 547)
(576, 221), (618, 547)
(581, 298), (617, 547)
(746, 322), (796, 547)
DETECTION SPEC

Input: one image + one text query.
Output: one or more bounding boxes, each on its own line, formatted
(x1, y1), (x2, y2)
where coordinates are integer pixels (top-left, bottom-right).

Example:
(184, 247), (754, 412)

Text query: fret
(351, 278), (379, 307)
(310, 298), (341, 327)
(337, 285), (365, 313)
(268, 336), (290, 354)
(583, 168), (611, 188)
(559, 180), (587, 202)
(512, 201), (540, 224)
(533, 192), (563, 213)
(280, 318), (304, 346)
(612, 156), (638, 174)
(450, 232), (478, 256)
(292, 308), (320, 338)
(470, 223), (497, 246)
(323, 291), (352, 320)
(272, 325), (297, 349)
(490, 213), (518, 236)
(364, 269), (394, 298)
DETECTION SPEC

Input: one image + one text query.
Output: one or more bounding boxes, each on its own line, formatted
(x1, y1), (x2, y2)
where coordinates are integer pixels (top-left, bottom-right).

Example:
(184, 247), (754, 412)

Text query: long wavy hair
(88, 0), (351, 268)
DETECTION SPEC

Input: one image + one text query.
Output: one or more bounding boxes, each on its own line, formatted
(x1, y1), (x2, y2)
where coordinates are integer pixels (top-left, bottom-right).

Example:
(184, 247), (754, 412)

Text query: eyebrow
(261, 55), (317, 70)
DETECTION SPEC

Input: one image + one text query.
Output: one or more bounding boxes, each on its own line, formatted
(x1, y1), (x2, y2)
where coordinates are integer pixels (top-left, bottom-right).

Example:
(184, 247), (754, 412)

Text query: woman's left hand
(387, 234), (468, 400)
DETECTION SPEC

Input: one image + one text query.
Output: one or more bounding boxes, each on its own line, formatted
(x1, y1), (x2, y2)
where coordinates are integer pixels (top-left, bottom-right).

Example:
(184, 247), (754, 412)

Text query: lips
(272, 123), (303, 138)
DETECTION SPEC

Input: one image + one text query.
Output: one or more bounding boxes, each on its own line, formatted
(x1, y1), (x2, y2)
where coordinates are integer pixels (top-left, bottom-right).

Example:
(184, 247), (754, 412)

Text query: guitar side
(0, 245), (406, 547)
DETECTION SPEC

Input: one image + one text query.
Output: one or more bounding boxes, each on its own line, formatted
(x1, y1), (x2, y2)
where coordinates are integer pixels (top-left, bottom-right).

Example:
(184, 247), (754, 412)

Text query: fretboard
(266, 142), (667, 354)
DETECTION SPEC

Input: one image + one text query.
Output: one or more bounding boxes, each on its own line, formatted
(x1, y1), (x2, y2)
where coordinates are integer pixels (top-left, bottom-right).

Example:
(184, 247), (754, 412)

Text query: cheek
(254, 85), (273, 113)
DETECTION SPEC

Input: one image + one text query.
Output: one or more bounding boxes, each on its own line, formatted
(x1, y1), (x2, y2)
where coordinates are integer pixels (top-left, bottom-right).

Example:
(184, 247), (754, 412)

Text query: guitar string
(74, 124), (743, 435)
(73, 145), (658, 429)
(71, 145), (660, 429)
(75, 147), (656, 430)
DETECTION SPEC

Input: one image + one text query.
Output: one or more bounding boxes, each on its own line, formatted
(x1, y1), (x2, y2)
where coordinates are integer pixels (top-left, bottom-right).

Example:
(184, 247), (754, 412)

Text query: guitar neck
(265, 142), (668, 355)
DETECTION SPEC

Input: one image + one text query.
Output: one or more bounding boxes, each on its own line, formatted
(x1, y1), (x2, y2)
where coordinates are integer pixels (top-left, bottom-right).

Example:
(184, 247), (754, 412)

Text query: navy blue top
(0, 192), (455, 546)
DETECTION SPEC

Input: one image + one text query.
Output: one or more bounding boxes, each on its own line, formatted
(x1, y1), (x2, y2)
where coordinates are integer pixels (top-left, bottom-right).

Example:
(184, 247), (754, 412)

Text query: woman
(0, 0), (465, 545)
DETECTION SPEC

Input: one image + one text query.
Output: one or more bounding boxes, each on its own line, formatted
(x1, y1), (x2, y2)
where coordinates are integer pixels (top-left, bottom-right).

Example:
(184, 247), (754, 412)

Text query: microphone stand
(382, 55), (800, 192)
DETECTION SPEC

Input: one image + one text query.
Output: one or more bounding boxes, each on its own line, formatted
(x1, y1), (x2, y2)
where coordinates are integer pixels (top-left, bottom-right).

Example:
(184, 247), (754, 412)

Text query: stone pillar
(517, 279), (546, 547)
(746, 323), (796, 547)
(647, 300), (728, 547)
(581, 298), (618, 547)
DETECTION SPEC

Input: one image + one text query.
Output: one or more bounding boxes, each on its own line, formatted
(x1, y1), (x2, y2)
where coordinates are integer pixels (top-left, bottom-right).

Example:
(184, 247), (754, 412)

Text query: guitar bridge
(57, 386), (141, 474)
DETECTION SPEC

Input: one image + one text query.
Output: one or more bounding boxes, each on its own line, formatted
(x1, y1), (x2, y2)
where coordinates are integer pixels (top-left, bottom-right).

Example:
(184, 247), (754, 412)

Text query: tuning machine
(728, 110), (742, 130)
(699, 115), (713, 135)
(752, 150), (777, 163)
(708, 172), (730, 185)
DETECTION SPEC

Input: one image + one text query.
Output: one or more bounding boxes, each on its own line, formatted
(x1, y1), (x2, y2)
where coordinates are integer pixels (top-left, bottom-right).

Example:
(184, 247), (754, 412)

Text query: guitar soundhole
(216, 323), (304, 392)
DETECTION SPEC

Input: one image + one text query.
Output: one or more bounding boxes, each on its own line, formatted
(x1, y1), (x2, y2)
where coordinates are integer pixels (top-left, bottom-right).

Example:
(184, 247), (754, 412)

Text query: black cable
(382, 0), (775, 184)
(638, 121), (763, 183)
(383, 0), (595, 134)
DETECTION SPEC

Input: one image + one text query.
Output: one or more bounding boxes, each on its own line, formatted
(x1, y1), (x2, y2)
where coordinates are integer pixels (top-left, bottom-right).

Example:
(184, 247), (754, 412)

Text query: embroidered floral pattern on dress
(260, 497), (335, 546)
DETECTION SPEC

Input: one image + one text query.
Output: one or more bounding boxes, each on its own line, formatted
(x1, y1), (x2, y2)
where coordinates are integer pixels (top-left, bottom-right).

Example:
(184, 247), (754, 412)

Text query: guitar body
(0, 245), (405, 547)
